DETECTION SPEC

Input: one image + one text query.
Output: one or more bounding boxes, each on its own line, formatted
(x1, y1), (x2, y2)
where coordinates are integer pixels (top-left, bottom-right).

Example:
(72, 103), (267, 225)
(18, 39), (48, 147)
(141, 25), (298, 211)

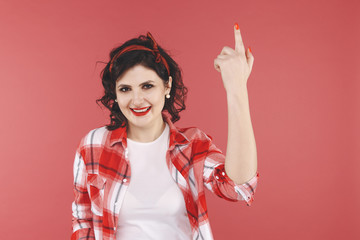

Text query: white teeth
(132, 107), (150, 113)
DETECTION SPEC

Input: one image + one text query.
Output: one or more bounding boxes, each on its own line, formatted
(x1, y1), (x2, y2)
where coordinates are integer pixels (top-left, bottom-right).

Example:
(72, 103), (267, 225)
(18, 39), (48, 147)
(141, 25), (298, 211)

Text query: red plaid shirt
(71, 112), (259, 240)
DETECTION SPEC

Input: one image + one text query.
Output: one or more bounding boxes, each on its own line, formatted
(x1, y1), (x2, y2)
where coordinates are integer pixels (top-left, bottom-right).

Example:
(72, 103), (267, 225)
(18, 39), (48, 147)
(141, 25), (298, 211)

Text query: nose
(131, 89), (144, 106)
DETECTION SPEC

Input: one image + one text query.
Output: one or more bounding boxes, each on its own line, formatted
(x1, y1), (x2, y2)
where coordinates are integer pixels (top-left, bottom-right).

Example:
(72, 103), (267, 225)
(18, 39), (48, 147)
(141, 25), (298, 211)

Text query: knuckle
(222, 46), (230, 51)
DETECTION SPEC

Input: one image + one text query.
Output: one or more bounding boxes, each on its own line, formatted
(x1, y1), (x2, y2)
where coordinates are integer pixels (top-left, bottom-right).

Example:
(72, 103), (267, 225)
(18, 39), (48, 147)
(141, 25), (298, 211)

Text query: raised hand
(214, 23), (254, 93)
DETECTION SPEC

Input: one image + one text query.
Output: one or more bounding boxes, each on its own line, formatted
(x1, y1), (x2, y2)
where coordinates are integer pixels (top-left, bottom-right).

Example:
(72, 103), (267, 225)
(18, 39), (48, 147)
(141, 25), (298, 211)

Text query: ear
(167, 76), (172, 90)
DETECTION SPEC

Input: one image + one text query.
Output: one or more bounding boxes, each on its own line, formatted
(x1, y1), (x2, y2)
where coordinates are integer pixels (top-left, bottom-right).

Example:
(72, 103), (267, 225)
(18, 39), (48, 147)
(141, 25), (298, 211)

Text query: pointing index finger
(234, 23), (245, 53)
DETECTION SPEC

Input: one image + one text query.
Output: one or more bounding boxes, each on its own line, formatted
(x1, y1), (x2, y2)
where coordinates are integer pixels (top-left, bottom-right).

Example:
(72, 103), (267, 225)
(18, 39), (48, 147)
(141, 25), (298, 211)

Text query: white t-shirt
(116, 122), (192, 240)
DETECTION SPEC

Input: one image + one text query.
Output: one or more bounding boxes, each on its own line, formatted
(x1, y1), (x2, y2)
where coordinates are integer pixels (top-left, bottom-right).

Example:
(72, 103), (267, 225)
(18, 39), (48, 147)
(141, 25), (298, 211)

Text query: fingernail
(234, 23), (239, 30)
(248, 47), (252, 53)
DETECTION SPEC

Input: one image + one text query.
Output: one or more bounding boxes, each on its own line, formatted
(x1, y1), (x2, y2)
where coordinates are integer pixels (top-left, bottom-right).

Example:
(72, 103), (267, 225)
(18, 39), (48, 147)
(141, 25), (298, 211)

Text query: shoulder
(76, 126), (110, 150)
(176, 125), (214, 143)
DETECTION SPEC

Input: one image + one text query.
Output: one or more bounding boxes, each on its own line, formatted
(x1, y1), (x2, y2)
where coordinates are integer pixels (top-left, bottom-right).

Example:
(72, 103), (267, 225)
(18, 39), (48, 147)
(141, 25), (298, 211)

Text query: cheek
(116, 96), (130, 109)
(149, 92), (165, 106)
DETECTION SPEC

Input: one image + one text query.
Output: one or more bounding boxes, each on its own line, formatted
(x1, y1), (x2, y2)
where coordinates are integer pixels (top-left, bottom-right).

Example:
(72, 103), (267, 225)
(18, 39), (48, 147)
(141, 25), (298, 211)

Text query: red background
(0, 0), (359, 239)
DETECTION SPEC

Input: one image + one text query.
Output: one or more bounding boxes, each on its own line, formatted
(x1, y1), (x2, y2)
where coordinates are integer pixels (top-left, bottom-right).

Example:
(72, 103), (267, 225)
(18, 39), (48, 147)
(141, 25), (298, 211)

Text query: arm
(225, 89), (258, 185)
(214, 23), (258, 185)
(71, 147), (95, 239)
(203, 133), (258, 206)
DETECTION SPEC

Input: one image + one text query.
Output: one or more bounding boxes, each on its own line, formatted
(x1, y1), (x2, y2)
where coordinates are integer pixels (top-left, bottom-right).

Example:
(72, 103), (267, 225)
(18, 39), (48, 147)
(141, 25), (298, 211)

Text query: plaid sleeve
(71, 145), (95, 239)
(203, 134), (259, 206)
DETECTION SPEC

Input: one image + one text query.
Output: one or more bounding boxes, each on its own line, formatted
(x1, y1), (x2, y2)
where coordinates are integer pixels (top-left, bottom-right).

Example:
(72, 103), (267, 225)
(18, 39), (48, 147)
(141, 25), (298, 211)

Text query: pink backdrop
(0, 0), (359, 239)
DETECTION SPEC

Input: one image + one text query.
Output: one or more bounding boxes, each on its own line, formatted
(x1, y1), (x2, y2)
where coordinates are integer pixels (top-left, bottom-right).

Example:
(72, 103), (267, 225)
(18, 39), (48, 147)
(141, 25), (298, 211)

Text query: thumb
(246, 47), (254, 72)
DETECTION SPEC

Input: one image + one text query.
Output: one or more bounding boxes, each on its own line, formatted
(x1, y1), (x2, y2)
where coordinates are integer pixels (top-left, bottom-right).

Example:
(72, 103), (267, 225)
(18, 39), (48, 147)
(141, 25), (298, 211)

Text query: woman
(71, 23), (259, 240)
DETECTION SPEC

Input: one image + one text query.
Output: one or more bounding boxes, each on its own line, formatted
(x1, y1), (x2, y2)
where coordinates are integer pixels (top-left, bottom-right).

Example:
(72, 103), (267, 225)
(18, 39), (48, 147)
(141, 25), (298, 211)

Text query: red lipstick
(130, 106), (151, 116)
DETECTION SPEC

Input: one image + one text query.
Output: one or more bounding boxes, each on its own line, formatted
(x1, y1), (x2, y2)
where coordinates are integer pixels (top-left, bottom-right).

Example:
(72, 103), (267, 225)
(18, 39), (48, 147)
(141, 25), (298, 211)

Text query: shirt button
(123, 179), (127, 183)
(222, 171), (225, 176)
(125, 148), (129, 158)
(215, 176), (219, 179)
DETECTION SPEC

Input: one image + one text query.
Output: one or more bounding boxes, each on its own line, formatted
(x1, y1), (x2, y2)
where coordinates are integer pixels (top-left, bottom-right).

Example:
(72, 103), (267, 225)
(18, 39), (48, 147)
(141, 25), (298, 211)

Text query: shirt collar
(109, 112), (190, 149)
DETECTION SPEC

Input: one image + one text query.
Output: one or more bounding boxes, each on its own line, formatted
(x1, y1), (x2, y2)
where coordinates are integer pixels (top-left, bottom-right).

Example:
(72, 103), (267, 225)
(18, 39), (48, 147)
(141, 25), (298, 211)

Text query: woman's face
(115, 64), (172, 131)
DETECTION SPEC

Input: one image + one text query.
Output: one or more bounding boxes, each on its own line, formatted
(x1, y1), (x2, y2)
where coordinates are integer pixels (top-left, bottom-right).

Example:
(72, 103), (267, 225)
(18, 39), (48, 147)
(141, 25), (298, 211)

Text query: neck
(127, 118), (166, 143)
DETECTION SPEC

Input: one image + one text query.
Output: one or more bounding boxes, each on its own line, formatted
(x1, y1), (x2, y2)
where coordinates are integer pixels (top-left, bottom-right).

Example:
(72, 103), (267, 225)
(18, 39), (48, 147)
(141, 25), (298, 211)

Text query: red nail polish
(249, 47), (252, 53)
(235, 23), (239, 30)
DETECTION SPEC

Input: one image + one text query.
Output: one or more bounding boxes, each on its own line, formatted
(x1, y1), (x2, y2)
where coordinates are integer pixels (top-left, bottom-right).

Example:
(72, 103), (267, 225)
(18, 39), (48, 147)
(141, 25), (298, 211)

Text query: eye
(143, 84), (153, 89)
(119, 87), (130, 92)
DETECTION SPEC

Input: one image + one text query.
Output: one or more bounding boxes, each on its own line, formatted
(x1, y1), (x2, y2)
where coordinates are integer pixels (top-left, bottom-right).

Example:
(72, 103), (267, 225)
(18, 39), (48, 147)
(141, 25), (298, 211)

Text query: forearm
(224, 87), (258, 185)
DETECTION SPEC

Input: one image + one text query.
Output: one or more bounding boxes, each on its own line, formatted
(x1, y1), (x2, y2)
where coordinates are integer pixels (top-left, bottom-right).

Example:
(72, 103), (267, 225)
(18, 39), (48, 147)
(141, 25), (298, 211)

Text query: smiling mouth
(130, 106), (151, 113)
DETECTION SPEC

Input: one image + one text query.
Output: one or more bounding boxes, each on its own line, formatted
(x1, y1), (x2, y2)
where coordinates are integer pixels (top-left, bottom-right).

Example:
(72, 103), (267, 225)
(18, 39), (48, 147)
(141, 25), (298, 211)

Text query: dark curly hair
(96, 32), (188, 131)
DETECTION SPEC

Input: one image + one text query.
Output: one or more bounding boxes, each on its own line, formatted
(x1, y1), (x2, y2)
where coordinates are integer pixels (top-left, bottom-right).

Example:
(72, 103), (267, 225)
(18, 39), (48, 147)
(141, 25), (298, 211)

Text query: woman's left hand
(214, 23), (254, 93)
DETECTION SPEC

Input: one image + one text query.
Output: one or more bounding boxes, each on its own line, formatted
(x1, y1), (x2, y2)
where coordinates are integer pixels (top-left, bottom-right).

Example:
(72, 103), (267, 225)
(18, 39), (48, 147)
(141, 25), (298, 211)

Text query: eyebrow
(118, 80), (155, 88)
